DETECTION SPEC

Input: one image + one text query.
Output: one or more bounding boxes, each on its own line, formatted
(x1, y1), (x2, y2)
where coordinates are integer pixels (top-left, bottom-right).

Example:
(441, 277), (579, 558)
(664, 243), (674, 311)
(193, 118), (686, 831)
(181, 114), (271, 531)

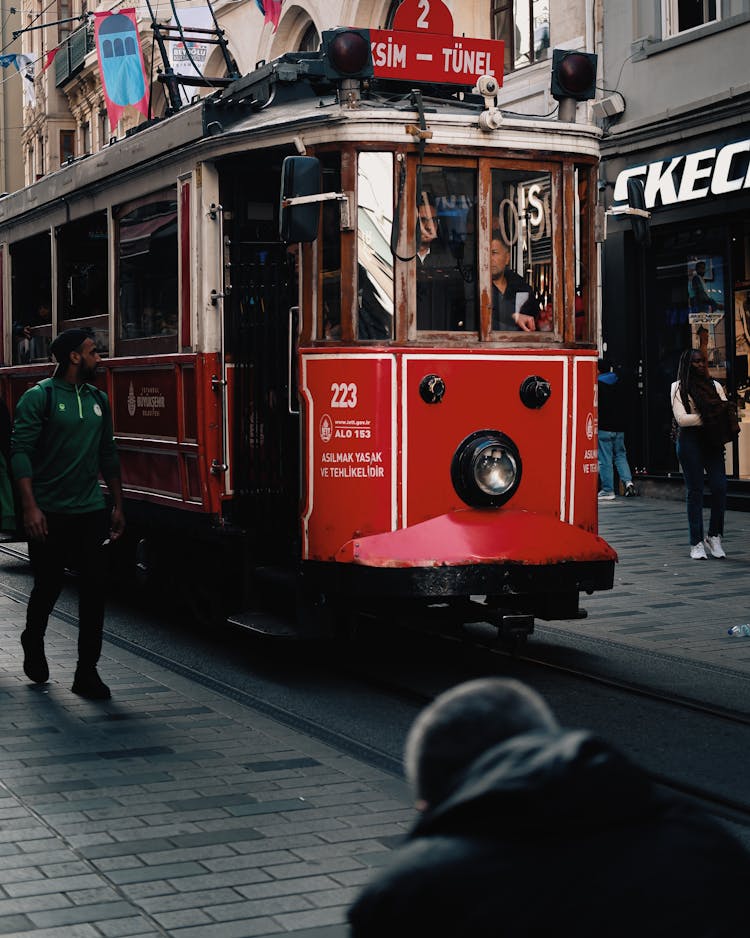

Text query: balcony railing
(55, 23), (95, 87)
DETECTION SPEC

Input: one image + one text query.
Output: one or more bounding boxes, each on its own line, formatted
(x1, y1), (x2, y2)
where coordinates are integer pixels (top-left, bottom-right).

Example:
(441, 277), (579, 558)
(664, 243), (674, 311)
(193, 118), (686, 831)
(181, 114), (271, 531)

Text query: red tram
(0, 26), (616, 640)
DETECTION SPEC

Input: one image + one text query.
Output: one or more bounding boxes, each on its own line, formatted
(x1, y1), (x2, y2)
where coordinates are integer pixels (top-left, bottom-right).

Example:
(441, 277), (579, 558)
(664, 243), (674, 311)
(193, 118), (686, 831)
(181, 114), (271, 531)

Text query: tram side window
(416, 166), (477, 332)
(116, 191), (178, 355)
(320, 154), (341, 340)
(357, 152), (394, 340)
(491, 169), (552, 333)
(57, 212), (109, 356)
(10, 232), (52, 365)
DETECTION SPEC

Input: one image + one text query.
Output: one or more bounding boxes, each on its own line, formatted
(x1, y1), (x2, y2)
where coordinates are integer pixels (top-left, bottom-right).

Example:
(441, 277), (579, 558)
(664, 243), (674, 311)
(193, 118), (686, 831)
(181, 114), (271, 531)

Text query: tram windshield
(491, 168), (553, 333)
(357, 152), (394, 340)
(416, 165), (477, 332)
(316, 151), (594, 345)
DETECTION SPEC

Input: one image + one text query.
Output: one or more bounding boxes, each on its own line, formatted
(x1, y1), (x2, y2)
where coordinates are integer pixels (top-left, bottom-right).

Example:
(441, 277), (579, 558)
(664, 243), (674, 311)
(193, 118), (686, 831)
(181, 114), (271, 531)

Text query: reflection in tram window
(492, 168), (553, 332)
(116, 191), (178, 355)
(416, 166), (477, 331)
(357, 153), (394, 340)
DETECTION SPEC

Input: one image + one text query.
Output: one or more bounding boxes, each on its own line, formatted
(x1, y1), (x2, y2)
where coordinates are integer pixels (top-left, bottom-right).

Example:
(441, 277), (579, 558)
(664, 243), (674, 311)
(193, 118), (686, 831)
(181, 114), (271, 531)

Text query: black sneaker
(21, 632), (49, 684)
(72, 668), (111, 700)
(624, 482), (637, 497)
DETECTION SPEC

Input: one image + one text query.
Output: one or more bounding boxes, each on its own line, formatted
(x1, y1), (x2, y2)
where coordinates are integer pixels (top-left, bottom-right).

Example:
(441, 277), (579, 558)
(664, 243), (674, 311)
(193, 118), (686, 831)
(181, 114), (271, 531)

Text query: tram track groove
(1, 545), (749, 830)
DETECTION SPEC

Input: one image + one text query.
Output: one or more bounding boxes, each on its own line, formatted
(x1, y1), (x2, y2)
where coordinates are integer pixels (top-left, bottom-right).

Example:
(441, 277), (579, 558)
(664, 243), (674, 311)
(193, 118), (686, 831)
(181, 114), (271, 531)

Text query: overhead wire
(0, 0), (234, 104)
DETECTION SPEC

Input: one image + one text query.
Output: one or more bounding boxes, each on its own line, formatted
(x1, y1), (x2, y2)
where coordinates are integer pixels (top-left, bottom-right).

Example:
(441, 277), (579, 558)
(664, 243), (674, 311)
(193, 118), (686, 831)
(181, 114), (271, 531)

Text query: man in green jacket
(11, 328), (125, 700)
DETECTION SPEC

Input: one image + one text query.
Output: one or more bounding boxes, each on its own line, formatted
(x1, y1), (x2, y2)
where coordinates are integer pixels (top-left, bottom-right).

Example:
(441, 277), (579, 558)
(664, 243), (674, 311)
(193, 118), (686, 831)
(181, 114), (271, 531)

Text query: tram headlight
(451, 431), (522, 508)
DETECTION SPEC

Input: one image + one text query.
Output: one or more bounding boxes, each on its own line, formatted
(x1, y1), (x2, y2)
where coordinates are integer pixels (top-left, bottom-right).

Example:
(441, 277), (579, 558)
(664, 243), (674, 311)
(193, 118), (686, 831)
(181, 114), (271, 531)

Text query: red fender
(336, 509), (618, 568)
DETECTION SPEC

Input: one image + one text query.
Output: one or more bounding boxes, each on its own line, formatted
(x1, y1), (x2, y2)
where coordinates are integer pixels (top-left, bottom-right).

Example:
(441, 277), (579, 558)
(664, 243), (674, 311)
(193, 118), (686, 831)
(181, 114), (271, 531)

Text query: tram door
(222, 165), (299, 564)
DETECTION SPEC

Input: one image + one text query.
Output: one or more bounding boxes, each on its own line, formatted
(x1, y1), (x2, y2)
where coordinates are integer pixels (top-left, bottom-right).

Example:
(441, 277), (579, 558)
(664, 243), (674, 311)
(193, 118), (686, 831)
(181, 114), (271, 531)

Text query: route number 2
(331, 382), (358, 408)
(417, 0), (430, 28)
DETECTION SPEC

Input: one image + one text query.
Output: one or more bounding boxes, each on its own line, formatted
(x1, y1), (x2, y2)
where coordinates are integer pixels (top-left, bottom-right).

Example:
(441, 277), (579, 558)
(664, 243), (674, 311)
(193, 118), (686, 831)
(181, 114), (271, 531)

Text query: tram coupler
(496, 613), (534, 644)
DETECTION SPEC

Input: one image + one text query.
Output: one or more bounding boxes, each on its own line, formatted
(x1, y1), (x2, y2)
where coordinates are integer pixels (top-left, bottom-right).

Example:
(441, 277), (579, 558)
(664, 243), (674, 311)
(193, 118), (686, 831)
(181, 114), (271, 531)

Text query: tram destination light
(321, 28), (374, 81)
(550, 50), (598, 101)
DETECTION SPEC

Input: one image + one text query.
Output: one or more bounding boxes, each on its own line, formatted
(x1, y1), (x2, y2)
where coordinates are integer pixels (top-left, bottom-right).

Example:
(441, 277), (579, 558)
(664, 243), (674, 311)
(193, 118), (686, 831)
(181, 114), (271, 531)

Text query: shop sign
(613, 138), (750, 210)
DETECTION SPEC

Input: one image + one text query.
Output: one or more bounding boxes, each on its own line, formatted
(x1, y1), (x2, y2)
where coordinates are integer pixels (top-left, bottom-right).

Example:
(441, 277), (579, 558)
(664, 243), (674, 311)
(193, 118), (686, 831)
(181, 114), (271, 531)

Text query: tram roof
(0, 61), (600, 233)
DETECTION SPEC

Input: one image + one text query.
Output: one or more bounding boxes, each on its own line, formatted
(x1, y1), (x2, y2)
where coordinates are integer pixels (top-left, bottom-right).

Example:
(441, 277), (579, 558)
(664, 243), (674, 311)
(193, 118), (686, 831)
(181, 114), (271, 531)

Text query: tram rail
(1, 540), (748, 829)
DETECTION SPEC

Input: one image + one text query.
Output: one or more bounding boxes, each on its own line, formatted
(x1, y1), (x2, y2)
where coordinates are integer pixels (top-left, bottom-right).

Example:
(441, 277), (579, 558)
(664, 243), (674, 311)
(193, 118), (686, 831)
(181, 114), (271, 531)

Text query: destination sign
(370, 31), (504, 87)
(370, 0), (504, 88)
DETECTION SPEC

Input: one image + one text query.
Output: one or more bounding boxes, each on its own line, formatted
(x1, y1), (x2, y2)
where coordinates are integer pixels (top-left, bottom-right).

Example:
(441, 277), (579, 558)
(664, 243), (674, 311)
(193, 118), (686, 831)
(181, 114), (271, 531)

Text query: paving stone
(0, 495), (745, 937)
(168, 919), (281, 937)
(29, 901), (136, 928)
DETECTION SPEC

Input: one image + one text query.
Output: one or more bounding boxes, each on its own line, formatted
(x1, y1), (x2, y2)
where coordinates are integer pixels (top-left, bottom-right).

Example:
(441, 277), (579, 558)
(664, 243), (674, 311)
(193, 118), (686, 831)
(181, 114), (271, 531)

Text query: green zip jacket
(11, 377), (120, 514)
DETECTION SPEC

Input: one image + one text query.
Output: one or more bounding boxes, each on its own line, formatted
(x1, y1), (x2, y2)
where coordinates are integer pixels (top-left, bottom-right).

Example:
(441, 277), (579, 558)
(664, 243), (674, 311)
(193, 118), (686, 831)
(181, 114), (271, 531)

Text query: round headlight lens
(472, 443), (518, 496)
(451, 430), (522, 508)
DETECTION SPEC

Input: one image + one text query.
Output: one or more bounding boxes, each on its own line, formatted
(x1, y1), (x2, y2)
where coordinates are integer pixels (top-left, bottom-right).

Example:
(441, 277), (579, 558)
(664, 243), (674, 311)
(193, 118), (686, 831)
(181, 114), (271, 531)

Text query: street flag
(1, 53), (38, 107)
(94, 8), (149, 130)
(264, 0), (282, 30)
(43, 47), (60, 72)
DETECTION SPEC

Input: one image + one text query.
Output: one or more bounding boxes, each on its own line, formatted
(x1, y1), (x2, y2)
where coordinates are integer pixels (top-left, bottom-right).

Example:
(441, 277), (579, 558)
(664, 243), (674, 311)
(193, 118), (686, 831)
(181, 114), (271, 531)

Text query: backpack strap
(35, 377), (55, 426)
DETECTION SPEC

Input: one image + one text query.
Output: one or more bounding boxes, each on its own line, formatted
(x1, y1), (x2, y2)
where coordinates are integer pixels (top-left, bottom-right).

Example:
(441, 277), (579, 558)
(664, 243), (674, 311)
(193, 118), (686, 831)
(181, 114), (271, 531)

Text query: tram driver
(416, 194), (473, 332)
(490, 234), (539, 332)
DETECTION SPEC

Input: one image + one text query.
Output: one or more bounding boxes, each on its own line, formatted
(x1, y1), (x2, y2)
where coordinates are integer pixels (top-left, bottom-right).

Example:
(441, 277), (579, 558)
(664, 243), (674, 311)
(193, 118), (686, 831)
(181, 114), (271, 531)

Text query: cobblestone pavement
(0, 592), (412, 938)
(0, 494), (748, 936)
(577, 495), (750, 674)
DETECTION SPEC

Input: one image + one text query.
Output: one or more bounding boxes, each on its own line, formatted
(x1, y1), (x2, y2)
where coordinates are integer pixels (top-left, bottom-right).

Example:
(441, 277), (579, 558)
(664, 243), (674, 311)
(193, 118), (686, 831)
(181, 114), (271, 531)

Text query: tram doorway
(220, 162), (300, 564)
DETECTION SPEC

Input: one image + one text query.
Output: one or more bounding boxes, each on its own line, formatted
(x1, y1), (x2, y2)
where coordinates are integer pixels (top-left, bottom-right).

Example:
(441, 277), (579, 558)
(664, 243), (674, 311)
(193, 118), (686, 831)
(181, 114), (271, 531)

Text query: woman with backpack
(671, 348), (732, 560)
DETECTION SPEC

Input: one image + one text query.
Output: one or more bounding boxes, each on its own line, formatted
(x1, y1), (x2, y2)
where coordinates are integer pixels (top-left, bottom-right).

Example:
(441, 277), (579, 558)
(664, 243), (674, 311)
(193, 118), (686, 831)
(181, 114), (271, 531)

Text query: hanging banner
(170, 7), (213, 104)
(264, 0), (283, 30)
(43, 47), (60, 72)
(0, 54), (36, 106)
(95, 8), (149, 131)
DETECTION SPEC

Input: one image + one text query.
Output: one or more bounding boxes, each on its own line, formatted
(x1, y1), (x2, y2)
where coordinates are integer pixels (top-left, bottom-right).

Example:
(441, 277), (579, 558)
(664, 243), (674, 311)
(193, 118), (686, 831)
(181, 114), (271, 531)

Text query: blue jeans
(598, 430), (632, 494)
(676, 430), (726, 546)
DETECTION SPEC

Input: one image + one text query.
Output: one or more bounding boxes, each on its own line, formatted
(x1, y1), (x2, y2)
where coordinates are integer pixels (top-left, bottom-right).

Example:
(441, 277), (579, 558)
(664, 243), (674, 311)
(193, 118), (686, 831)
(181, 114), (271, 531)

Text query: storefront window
(687, 254), (727, 381)
(731, 220), (750, 479)
(645, 225), (728, 474)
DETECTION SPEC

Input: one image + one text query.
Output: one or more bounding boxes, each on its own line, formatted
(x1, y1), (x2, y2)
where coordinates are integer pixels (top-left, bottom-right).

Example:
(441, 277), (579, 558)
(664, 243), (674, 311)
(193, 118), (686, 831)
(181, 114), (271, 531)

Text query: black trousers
(25, 510), (109, 669)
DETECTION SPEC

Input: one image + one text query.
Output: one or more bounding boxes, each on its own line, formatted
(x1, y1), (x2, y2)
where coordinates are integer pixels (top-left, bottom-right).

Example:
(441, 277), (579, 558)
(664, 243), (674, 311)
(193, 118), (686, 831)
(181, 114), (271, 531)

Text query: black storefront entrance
(601, 130), (750, 499)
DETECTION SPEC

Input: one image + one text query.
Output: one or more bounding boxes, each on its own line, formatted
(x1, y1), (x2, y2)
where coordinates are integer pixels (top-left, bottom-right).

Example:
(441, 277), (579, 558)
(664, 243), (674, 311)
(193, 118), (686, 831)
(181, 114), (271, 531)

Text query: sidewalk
(0, 597), (413, 938)
(0, 494), (748, 937)
(575, 495), (750, 673)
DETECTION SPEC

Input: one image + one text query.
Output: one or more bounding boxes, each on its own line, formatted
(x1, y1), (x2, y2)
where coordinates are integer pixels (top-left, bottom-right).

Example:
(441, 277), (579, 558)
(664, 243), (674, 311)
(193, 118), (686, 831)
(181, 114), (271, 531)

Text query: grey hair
(404, 678), (559, 806)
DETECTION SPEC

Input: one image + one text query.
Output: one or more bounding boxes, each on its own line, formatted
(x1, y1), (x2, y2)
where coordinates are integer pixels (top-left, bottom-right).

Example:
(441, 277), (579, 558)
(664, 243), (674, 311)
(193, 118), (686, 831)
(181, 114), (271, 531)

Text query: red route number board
(370, 0), (504, 88)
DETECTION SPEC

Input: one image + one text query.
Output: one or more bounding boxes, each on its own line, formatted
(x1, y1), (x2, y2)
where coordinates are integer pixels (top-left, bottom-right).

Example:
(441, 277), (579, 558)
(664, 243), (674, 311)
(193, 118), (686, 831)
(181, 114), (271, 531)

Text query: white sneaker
(704, 535), (726, 559)
(598, 491), (616, 501)
(690, 542), (707, 559)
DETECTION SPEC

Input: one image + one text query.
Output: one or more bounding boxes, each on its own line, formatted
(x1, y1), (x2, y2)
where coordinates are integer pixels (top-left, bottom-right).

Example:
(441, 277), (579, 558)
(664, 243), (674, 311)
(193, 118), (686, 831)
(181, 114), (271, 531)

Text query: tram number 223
(331, 382), (358, 408)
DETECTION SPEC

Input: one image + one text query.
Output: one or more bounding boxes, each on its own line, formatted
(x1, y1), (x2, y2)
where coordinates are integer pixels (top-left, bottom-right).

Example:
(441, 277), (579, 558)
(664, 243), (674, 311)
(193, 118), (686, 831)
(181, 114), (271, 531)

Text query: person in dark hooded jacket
(348, 678), (750, 938)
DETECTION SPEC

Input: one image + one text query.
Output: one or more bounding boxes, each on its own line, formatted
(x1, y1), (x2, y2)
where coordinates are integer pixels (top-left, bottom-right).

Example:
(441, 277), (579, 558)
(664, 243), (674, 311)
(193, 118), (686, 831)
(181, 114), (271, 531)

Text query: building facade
(16, 0), (593, 180)
(599, 2), (750, 497)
